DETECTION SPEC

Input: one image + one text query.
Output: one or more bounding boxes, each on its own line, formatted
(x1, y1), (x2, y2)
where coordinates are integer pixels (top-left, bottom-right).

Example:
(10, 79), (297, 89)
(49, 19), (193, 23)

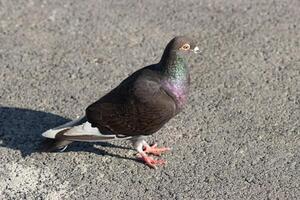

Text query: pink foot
(138, 154), (166, 169)
(143, 143), (171, 156)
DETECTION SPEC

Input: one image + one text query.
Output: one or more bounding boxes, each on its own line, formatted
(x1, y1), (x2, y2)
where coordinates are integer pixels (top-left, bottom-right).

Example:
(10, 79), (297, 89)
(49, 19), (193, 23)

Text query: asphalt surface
(0, 0), (299, 199)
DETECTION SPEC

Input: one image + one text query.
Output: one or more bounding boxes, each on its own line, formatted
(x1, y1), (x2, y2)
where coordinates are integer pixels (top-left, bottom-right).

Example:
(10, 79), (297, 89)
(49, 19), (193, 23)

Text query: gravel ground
(0, 0), (299, 199)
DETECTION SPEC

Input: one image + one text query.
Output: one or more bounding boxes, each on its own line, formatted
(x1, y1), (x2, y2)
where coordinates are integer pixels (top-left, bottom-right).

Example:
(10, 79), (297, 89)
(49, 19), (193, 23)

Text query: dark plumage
(42, 36), (199, 168)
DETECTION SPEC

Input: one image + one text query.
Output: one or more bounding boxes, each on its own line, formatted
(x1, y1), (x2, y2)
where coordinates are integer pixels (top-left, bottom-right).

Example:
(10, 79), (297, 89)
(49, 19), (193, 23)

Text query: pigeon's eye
(180, 43), (190, 51)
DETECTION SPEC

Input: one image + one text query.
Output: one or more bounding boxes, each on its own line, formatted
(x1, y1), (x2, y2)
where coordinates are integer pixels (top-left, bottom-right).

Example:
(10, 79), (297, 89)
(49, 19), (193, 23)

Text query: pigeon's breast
(163, 81), (189, 109)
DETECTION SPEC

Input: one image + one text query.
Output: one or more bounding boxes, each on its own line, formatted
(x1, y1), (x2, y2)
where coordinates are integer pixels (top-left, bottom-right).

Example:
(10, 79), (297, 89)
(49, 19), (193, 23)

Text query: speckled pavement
(0, 0), (299, 199)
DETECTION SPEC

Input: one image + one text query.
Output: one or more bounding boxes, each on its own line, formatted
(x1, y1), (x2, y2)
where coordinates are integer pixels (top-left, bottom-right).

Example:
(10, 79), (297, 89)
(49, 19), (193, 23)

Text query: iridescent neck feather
(159, 51), (190, 108)
(159, 51), (190, 83)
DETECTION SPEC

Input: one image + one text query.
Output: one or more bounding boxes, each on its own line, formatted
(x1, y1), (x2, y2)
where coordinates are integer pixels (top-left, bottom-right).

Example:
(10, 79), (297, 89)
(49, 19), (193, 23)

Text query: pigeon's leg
(132, 137), (166, 169)
(143, 142), (171, 156)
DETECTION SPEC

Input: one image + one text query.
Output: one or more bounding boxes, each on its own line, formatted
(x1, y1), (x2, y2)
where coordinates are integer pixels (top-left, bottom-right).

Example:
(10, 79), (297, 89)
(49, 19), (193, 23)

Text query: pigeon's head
(167, 36), (200, 55)
(160, 36), (199, 66)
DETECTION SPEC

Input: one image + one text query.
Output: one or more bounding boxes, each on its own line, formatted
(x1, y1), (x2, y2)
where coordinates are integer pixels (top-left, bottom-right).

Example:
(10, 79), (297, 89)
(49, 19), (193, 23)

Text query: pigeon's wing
(86, 69), (177, 136)
(132, 72), (177, 134)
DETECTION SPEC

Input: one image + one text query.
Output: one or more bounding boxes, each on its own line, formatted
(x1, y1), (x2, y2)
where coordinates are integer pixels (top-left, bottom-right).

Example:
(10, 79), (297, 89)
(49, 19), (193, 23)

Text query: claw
(137, 154), (166, 169)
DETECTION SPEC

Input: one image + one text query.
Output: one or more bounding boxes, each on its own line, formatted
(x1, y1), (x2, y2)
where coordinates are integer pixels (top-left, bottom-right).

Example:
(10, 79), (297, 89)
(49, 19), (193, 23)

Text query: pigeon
(42, 36), (199, 168)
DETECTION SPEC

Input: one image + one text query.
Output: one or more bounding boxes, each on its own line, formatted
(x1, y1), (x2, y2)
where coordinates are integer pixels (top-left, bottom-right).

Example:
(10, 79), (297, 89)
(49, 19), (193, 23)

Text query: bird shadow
(0, 107), (138, 163)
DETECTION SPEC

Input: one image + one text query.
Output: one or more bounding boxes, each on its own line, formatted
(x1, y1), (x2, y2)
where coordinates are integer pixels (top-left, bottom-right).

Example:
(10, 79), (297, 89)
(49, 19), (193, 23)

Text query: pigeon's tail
(40, 137), (73, 152)
(40, 115), (130, 152)
(42, 116), (88, 139)
(40, 116), (87, 152)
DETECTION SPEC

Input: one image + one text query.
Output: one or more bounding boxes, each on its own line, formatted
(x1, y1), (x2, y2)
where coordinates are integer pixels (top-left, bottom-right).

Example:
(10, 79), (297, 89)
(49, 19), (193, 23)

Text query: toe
(138, 155), (166, 169)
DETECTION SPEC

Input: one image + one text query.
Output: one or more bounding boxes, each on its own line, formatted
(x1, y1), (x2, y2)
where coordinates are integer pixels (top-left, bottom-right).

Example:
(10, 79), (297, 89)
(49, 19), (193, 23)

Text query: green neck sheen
(164, 55), (189, 82)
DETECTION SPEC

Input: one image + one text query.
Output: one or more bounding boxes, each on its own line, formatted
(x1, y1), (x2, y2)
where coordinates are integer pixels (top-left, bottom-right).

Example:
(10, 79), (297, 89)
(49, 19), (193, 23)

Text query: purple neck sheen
(159, 44), (191, 108)
(163, 80), (189, 108)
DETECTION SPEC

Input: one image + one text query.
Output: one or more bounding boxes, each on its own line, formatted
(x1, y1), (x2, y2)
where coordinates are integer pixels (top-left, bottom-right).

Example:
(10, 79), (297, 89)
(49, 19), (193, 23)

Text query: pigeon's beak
(192, 46), (200, 54)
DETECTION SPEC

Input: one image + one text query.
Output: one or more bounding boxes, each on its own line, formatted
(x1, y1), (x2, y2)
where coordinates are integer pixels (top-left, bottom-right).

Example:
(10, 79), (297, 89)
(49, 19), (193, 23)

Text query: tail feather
(39, 137), (73, 152)
(40, 116), (87, 152)
(42, 116), (87, 139)
(40, 115), (130, 152)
